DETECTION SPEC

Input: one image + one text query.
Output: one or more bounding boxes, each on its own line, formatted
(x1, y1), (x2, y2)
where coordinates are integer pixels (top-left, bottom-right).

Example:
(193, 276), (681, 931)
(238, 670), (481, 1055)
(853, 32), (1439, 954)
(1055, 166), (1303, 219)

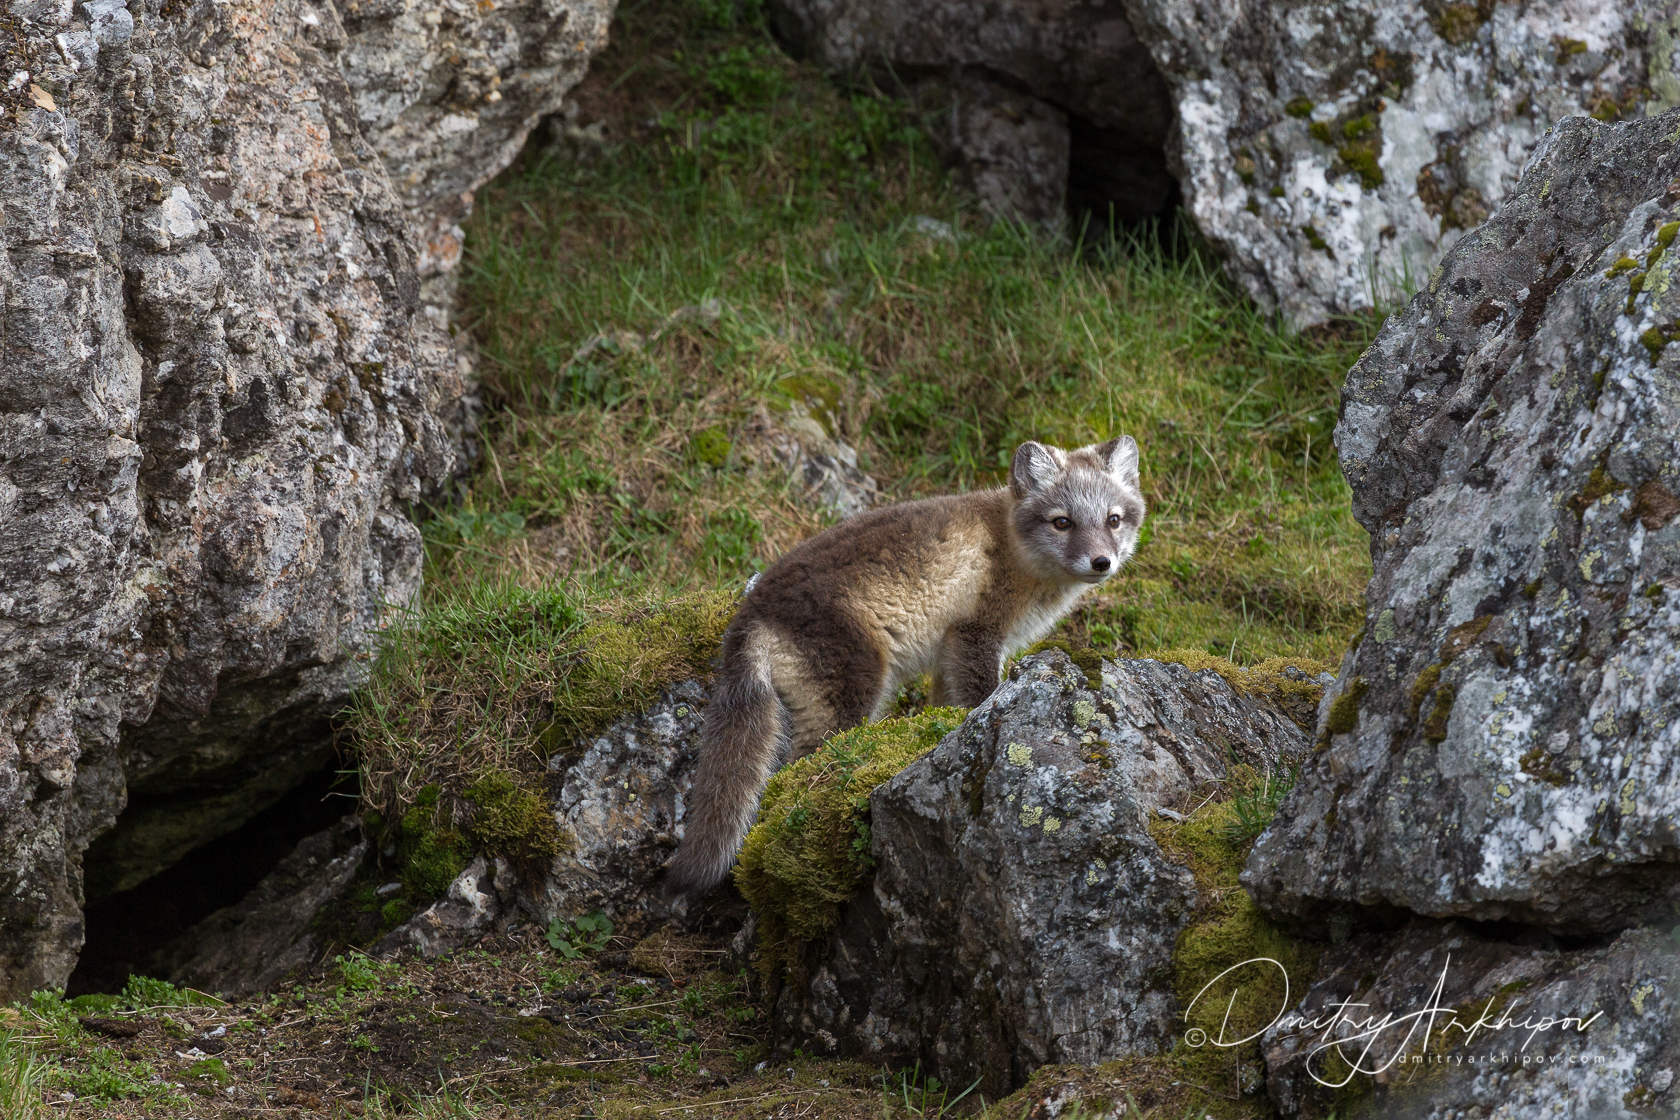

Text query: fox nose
(1091, 556), (1111, 573)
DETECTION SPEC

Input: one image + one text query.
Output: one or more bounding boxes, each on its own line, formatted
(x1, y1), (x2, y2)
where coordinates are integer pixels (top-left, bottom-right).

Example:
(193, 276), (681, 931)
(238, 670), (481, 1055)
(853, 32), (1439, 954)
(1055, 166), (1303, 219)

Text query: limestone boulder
(776, 650), (1315, 1098)
(0, 0), (611, 999)
(1245, 110), (1680, 934)
(768, 0), (1677, 327)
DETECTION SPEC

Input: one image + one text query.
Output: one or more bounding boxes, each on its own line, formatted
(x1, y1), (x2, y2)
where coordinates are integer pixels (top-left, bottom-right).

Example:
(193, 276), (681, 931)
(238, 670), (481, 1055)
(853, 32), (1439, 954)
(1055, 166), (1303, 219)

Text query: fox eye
(1051, 517), (1072, 531)
(1107, 513), (1122, 529)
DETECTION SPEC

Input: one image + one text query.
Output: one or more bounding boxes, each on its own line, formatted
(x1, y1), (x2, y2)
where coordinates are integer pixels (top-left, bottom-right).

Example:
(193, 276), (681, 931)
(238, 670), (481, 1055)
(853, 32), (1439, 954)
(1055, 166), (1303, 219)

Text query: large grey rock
(770, 0), (1676, 327)
(0, 0), (611, 999)
(776, 650), (1314, 1098)
(1245, 111), (1680, 935)
(1263, 922), (1680, 1120)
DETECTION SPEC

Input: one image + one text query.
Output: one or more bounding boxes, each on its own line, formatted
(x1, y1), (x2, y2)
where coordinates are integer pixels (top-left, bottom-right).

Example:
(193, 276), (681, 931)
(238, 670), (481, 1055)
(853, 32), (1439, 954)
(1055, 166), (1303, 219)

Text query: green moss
(464, 770), (573, 871)
(1569, 466), (1629, 516)
(1301, 225), (1333, 256)
(553, 591), (737, 748)
(1324, 676), (1368, 736)
(1642, 326), (1675, 364)
(735, 707), (967, 988)
(1422, 682), (1456, 743)
(1152, 789), (1319, 1118)
(1555, 37), (1587, 61)
(1519, 747), (1571, 787)
(1269, 185), (1286, 197)
(1342, 114), (1377, 140)
(1431, 2), (1486, 46)
(1284, 97), (1316, 118)
(1308, 120), (1333, 144)
(773, 374), (844, 435)
(1605, 256), (1640, 277)
(1408, 663), (1442, 722)
(689, 426), (732, 468)
(1338, 144), (1385, 189)
(1438, 615), (1490, 663)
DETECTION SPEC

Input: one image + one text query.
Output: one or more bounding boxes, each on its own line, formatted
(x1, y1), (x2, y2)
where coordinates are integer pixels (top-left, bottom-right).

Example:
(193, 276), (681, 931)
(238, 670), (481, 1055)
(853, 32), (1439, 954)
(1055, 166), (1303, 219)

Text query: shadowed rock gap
(67, 758), (357, 996)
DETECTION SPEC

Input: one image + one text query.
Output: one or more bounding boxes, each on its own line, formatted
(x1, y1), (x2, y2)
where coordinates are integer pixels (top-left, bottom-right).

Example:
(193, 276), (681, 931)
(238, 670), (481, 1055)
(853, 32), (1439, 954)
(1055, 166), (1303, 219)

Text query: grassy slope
(445, 0), (1375, 664)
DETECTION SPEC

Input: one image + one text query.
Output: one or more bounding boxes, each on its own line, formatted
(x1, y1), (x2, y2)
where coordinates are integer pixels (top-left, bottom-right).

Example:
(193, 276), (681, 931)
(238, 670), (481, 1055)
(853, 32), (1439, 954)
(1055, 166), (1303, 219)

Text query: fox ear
(1010, 441), (1064, 498)
(1096, 435), (1139, 487)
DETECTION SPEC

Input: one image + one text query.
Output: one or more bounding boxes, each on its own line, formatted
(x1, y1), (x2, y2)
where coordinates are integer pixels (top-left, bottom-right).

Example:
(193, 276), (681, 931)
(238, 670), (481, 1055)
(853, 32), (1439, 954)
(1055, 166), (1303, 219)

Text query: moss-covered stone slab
(773, 647), (1313, 1098)
(1247, 110), (1680, 936)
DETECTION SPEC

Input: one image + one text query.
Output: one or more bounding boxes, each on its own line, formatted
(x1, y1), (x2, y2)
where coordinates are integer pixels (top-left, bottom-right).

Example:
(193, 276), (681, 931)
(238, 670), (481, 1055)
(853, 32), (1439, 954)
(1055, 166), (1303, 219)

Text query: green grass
(446, 0), (1372, 655)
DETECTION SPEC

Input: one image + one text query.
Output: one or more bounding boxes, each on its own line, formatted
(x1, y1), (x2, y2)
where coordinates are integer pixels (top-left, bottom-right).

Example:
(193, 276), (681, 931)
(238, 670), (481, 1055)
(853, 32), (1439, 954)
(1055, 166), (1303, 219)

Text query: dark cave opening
(1065, 112), (1184, 249)
(66, 759), (357, 996)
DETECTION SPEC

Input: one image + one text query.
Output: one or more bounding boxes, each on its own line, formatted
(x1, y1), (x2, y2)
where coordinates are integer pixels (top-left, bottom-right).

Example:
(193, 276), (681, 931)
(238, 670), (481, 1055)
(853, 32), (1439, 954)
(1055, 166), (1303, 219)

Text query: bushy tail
(665, 626), (786, 898)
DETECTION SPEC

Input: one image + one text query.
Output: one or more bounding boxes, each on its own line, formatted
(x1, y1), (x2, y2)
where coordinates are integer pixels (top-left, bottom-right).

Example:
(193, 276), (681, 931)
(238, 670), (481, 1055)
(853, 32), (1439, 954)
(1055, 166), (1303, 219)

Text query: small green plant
(0, 1032), (48, 1120)
(1220, 764), (1298, 843)
(546, 911), (615, 958)
(539, 964), (584, 993)
(187, 1056), (233, 1086)
(881, 1062), (980, 1118)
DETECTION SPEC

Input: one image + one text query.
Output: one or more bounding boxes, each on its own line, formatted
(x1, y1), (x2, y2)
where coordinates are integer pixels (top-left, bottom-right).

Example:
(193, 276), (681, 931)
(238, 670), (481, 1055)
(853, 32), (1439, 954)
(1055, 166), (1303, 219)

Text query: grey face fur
(1010, 437), (1146, 584)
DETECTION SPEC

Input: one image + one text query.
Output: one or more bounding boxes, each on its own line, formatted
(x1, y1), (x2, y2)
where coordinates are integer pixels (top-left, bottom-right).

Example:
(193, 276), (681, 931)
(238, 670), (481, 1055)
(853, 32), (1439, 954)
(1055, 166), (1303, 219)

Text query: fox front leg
(931, 621), (1006, 709)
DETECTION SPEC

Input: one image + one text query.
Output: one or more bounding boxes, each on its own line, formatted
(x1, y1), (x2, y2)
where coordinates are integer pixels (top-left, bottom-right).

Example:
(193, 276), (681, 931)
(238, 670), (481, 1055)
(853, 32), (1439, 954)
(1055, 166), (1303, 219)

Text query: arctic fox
(664, 437), (1146, 896)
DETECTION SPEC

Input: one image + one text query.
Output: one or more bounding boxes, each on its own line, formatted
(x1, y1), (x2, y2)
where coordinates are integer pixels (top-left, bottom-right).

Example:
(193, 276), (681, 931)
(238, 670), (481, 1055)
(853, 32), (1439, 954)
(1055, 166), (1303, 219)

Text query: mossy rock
(1151, 788), (1320, 1118)
(735, 707), (967, 988)
(463, 770), (574, 872)
(1147, 648), (1335, 733)
(550, 590), (737, 749)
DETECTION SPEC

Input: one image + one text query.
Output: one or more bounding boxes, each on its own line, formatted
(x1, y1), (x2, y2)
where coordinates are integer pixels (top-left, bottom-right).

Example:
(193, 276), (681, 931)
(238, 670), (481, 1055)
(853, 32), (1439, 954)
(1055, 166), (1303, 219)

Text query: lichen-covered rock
(736, 406), (879, 520)
(0, 0), (610, 999)
(769, 0), (1675, 327)
(1262, 921), (1680, 1119)
(376, 853), (514, 961)
(1245, 111), (1680, 935)
(519, 681), (708, 938)
(159, 817), (367, 997)
(775, 649), (1312, 1097)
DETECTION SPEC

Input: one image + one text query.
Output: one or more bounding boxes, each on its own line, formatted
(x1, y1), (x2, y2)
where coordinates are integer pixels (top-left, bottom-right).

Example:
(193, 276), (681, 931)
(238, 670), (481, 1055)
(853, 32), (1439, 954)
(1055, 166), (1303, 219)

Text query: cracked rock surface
(0, 0), (611, 998)
(1246, 111), (1680, 935)
(1263, 922), (1680, 1120)
(777, 649), (1312, 1097)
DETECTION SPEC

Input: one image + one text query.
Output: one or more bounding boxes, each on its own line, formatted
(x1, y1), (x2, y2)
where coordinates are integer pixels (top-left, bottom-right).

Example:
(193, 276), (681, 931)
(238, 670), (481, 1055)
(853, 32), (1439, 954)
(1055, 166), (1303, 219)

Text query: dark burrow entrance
(66, 759), (357, 996)
(1065, 110), (1184, 247)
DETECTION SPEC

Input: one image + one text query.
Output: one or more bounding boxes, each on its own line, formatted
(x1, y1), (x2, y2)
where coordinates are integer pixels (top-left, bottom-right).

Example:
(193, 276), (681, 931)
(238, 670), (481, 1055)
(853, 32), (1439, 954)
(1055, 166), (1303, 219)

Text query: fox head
(1009, 437), (1146, 584)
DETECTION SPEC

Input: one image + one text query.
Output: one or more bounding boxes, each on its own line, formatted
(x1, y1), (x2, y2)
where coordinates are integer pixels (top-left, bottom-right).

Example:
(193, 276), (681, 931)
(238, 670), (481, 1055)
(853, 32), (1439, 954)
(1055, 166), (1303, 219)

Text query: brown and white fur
(664, 437), (1146, 897)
